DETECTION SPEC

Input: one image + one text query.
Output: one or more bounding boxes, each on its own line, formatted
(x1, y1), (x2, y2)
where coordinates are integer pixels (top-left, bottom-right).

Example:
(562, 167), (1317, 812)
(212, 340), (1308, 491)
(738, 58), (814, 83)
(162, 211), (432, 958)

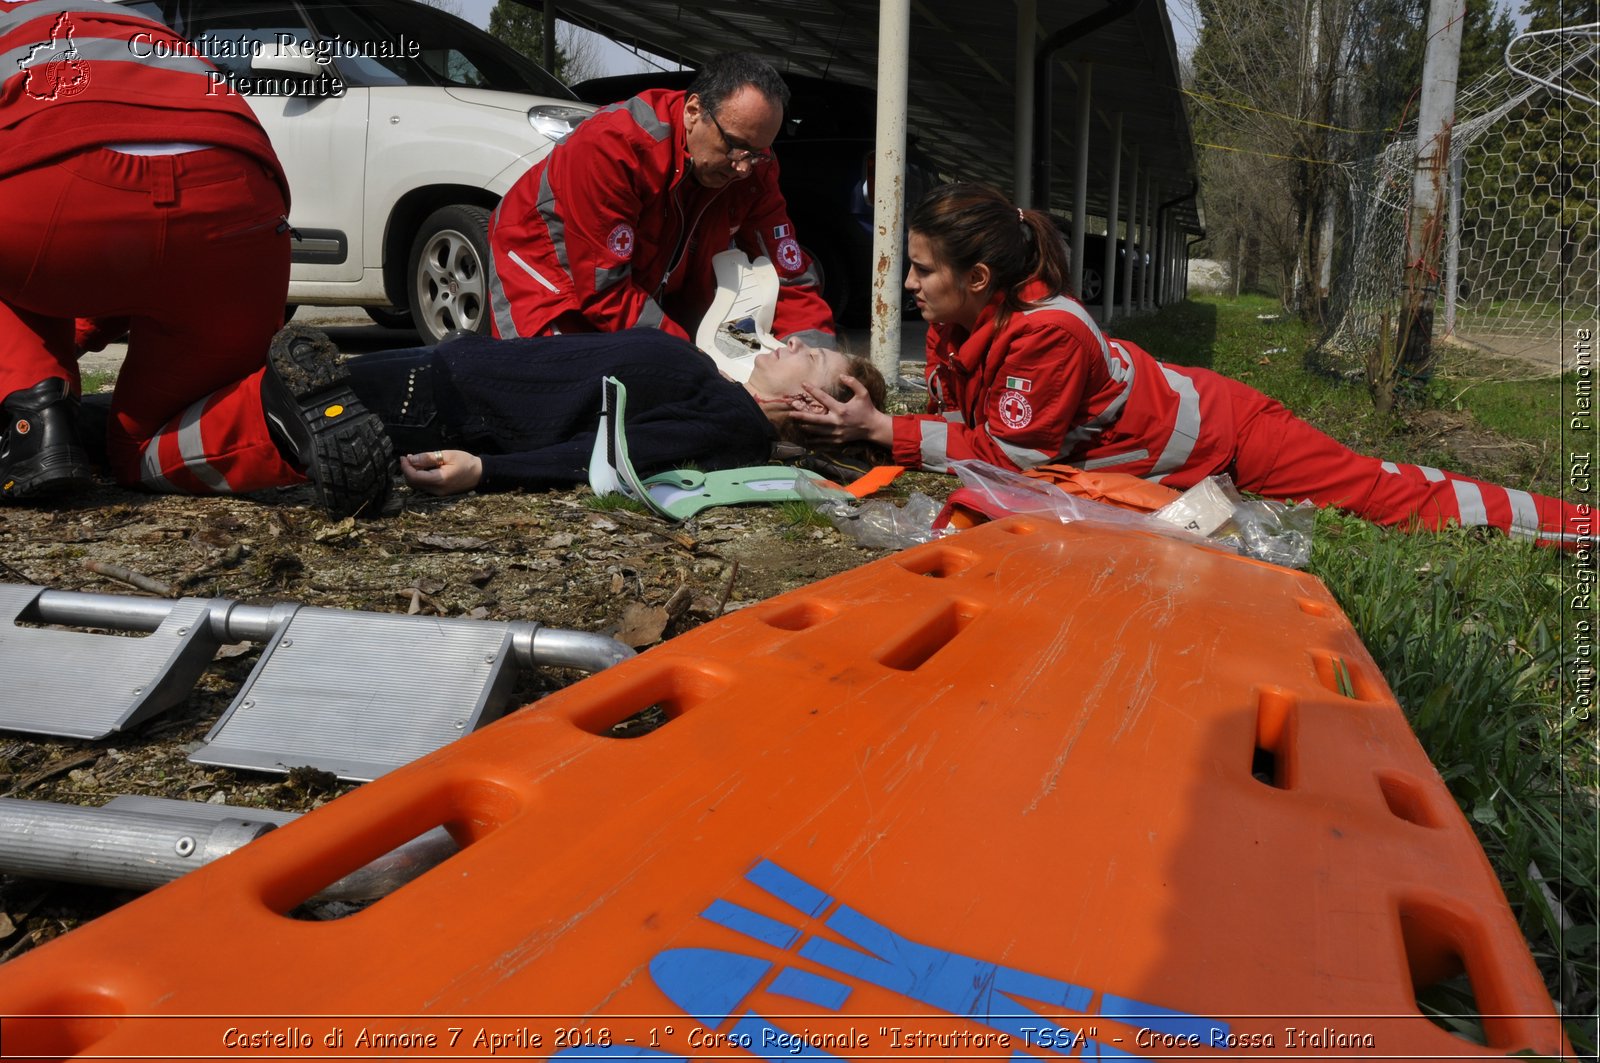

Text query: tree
(485, 1), (602, 85)
(1521, 0), (1600, 31)
(417, 0), (466, 18)
(1458, 2), (1516, 87)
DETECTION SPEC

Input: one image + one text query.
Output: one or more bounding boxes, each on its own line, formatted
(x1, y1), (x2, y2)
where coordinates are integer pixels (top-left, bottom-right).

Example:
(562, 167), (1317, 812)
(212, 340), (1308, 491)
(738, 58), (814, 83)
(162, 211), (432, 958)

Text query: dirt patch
(0, 471), (952, 962)
(1399, 406), (1551, 471)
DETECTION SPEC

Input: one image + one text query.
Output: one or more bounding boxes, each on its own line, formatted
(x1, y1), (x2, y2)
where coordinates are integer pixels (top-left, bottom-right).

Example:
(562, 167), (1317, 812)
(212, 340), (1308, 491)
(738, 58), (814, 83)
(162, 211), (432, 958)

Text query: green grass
(81, 368), (118, 394)
(581, 491), (650, 515)
(1121, 296), (1597, 1054)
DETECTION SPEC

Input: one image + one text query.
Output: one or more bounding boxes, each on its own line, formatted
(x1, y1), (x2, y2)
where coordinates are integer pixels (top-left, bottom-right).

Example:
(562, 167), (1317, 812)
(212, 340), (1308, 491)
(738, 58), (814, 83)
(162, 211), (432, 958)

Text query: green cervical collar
(587, 376), (849, 521)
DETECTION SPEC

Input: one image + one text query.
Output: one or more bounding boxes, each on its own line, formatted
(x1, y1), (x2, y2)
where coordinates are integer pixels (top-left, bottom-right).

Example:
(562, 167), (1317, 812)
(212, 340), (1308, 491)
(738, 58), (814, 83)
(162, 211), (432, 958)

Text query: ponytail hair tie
(1017, 207), (1025, 224)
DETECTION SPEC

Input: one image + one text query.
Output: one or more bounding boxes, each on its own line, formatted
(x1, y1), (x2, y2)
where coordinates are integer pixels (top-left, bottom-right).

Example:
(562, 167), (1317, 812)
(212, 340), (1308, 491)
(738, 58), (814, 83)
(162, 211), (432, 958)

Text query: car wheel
(1080, 266), (1104, 304)
(365, 305), (416, 331)
(408, 205), (492, 344)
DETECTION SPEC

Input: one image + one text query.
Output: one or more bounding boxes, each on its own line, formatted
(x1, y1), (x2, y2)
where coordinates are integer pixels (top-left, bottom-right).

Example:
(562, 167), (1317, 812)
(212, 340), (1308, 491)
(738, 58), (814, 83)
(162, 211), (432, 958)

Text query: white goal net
(1322, 23), (1598, 374)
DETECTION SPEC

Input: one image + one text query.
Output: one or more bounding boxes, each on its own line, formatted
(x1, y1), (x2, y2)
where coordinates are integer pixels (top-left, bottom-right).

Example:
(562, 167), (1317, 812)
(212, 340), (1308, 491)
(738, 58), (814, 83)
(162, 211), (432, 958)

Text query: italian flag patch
(1005, 376), (1032, 393)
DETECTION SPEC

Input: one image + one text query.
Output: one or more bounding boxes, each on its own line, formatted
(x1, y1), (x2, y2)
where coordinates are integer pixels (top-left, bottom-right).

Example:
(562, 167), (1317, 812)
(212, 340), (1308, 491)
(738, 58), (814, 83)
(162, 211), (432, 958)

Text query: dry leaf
(417, 534), (488, 550)
(547, 532), (575, 548)
(615, 602), (670, 647)
(312, 517), (359, 542)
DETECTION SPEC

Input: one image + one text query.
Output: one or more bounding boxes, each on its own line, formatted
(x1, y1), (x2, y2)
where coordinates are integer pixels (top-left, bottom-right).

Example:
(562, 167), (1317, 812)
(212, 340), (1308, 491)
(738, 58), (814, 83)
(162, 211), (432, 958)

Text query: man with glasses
(488, 53), (836, 348)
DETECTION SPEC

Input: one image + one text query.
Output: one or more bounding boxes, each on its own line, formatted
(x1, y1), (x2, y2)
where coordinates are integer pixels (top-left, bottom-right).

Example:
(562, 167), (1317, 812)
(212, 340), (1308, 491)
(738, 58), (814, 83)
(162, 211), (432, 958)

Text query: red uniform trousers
(1187, 370), (1582, 549)
(0, 146), (301, 495)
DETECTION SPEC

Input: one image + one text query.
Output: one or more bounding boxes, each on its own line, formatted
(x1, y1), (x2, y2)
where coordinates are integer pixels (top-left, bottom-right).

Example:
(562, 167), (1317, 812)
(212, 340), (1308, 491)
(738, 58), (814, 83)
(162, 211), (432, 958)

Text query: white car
(120, 0), (593, 341)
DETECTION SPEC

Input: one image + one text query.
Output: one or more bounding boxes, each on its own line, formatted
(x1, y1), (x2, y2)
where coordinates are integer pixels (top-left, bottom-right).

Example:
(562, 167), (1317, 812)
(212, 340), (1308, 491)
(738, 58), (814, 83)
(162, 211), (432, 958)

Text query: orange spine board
(0, 518), (1571, 1061)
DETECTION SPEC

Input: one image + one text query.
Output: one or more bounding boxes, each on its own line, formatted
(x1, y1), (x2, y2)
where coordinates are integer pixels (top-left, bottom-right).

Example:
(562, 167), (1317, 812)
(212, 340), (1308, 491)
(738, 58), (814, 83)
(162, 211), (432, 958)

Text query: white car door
(171, 1), (369, 285)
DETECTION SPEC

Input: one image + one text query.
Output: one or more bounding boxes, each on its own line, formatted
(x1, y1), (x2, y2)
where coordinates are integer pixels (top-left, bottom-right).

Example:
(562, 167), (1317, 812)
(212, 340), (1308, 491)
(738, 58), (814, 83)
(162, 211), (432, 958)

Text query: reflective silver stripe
(486, 207), (522, 338)
(1380, 460), (1400, 474)
(1082, 450), (1148, 470)
(1059, 328), (1134, 448)
(985, 425), (1050, 470)
(942, 410), (964, 423)
(1505, 488), (1542, 540)
(603, 96), (672, 142)
(138, 441), (176, 492)
(594, 262), (630, 293)
(1147, 366), (1203, 481)
(782, 262), (822, 288)
(635, 300), (665, 330)
(1419, 465), (1446, 482)
(506, 249), (558, 293)
(535, 168), (572, 277)
(1451, 479), (1488, 528)
(919, 419), (950, 471)
(174, 398), (231, 492)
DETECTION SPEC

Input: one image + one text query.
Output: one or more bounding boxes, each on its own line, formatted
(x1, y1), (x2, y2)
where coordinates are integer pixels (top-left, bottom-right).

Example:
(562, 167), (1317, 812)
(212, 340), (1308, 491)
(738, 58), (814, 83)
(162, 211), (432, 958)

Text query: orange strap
(1024, 463), (1180, 512)
(845, 465), (905, 498)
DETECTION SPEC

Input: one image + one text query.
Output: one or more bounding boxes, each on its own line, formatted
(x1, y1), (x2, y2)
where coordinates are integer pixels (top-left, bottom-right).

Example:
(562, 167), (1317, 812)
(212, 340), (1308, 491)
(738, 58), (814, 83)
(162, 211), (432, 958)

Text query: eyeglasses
(704, 108), (774, 167)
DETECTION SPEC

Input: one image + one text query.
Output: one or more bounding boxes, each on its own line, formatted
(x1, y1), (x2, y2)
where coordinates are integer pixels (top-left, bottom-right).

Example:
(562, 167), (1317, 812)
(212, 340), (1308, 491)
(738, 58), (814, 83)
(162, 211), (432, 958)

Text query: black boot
(1, 378), (93, 501)
(260, 324), (396, 517)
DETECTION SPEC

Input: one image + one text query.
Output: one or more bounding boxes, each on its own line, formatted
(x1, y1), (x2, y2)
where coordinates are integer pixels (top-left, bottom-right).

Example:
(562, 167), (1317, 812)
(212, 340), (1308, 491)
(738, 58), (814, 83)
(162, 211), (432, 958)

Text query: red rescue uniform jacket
(893, 282), (1234, 483)
(0, 0), (285, 195)
(894, 281), (1585, 549)
(488, 89), (834, 347)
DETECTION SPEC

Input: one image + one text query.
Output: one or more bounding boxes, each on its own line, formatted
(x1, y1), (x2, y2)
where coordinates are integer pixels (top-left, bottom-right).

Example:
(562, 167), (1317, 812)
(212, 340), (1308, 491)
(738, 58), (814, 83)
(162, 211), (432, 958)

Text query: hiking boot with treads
(261, 324), (395, 517)
(1, 378), (93, 501)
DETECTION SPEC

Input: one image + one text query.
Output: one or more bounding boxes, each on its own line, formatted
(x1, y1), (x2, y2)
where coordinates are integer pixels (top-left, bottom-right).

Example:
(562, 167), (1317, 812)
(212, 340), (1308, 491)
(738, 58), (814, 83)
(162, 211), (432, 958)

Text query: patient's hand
(400, 449), (483, 496)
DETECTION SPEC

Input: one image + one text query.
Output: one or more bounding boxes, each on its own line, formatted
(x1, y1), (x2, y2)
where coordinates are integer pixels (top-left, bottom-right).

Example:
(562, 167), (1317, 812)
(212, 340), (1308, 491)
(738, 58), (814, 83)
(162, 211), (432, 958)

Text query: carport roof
(538, 0), (1202, 235)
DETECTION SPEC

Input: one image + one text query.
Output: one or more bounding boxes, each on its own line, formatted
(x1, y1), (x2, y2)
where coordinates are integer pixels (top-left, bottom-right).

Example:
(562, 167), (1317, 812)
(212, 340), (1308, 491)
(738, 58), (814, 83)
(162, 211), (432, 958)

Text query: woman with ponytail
(791, 182), (1581, 548)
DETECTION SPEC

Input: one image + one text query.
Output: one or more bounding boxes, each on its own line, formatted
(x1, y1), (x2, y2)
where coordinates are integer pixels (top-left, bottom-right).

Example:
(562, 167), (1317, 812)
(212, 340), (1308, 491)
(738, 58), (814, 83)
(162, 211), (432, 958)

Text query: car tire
(1080, 266), (1104, 305)
(408, 205), (493, 344)
(283, 304), (299, 323)
(365, 306), (416, 331)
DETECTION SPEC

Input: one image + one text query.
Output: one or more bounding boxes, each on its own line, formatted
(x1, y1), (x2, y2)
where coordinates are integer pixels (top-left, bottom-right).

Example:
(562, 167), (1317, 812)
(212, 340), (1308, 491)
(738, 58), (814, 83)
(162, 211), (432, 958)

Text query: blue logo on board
(552, 859), (1229, 1060)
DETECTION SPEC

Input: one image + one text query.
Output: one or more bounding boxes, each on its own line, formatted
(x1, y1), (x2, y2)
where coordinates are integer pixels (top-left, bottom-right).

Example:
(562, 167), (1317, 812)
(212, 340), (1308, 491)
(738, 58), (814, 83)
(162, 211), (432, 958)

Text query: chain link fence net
(1320, 23), (1598, 375)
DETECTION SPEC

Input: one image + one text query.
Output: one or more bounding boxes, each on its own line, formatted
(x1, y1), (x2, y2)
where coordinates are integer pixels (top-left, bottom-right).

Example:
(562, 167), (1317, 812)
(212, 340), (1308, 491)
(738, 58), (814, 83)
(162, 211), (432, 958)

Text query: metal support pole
(1122, 148), (1138, 317)
(1159, 214), (1170, 305)
(543, 1), (557, 78)
(1143, 182), (1155, 309)
(1103, 114), (1123, 323)
(1013, 0), (1037, 207)
(1138, 180), (1151, 310)
(1070, 63), (1093, 300)
(870, 0), (911, 386)
(30, 589), (633, 673)
(1397, 0), (1464, 376)
(1444, 152), (1462, 336)
(0, 799), (276, 892)
(0, 797), (459, 903)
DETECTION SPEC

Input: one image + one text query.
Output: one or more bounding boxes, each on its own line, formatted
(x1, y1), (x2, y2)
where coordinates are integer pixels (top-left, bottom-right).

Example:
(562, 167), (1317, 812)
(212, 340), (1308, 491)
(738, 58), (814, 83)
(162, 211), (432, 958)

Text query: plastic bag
(949, 461), (1178, 533)
(794, 476), (943, 550)
(952, 461), (1316, 569)
(1215, 498), (1318, 569)
(1154, 474), (1316, 569)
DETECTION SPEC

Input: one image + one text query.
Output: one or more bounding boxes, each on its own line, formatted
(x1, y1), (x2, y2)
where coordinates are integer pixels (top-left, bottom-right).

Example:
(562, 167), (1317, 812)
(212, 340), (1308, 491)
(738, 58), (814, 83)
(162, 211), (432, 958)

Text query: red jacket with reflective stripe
(0, 0), (286, 196)
(489, 88), (834, 344)
(891, 282), (1236, 484)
